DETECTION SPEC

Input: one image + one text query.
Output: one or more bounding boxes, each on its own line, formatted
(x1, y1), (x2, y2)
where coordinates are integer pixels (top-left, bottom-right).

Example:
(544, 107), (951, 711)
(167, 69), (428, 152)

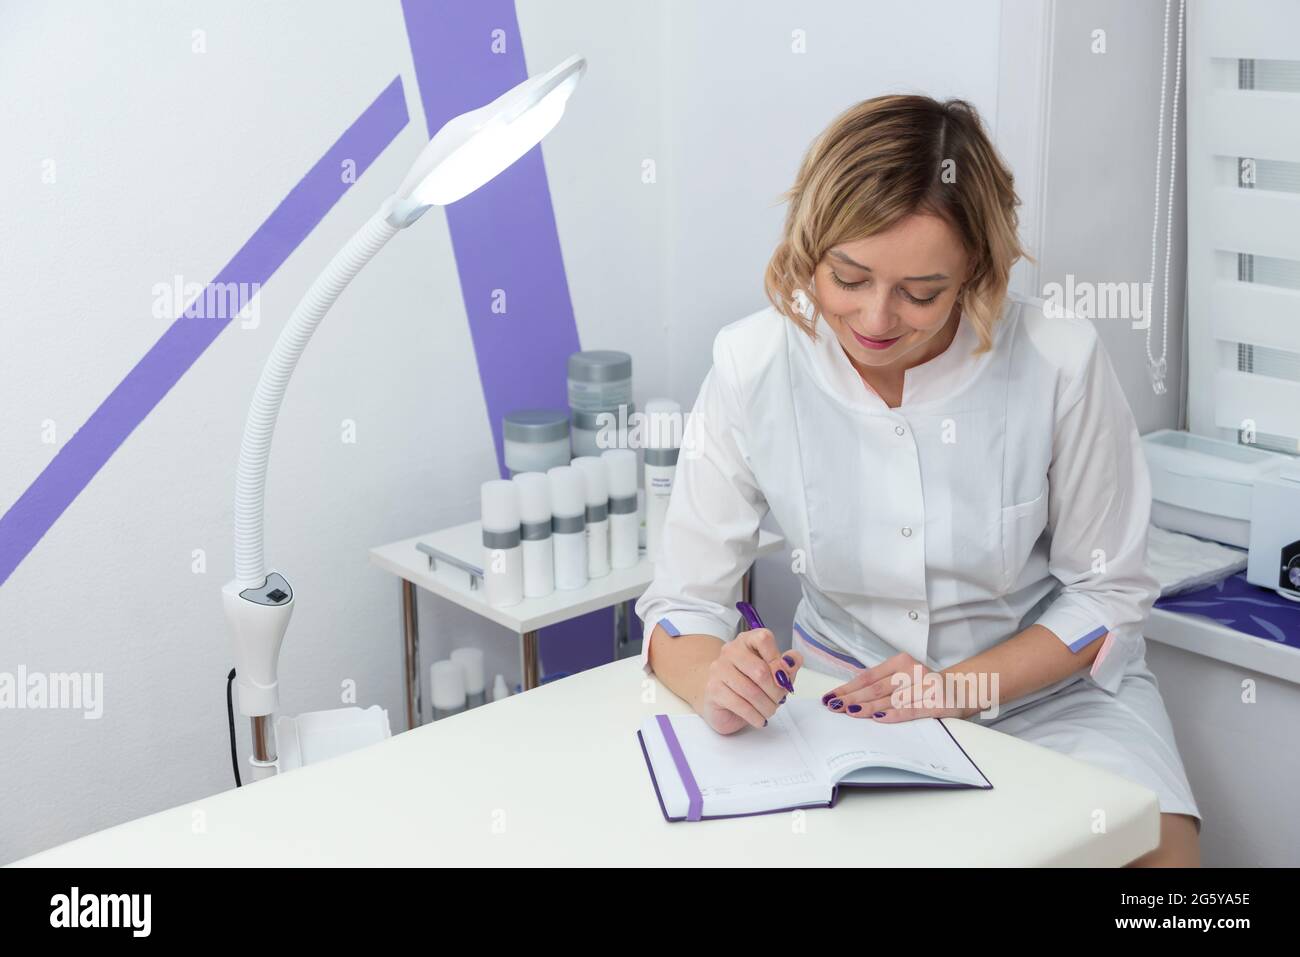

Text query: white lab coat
(636, 293), (1200, 823)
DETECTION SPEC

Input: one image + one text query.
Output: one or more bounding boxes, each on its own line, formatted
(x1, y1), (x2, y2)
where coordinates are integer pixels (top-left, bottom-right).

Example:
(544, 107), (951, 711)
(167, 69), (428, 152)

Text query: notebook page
(641, 708), (830, 818)
(788, 701), (985, 787)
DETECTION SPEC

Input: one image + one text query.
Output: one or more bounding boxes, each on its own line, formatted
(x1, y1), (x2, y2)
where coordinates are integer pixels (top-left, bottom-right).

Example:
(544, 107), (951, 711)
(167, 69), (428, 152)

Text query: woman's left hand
(821, 652), (974, 722)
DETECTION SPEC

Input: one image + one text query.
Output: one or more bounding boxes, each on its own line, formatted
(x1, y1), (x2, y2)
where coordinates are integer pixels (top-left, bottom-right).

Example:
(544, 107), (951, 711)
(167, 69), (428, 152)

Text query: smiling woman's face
(814, 212), (971, 375)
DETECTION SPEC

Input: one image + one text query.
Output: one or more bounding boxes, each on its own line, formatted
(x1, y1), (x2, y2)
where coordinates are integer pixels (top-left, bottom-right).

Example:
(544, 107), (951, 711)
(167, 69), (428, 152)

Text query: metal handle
(416, 542), (484, 589)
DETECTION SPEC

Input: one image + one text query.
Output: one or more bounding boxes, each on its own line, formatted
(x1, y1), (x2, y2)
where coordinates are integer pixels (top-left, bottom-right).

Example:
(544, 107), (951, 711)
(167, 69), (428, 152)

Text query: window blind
(1187, 0), (1300, 455)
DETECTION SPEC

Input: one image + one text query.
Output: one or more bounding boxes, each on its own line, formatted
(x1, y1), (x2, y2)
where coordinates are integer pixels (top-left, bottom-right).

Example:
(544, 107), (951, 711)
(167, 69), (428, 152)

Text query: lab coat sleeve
(633, 333), (770, 676)
(1032, 327), (1161, 695)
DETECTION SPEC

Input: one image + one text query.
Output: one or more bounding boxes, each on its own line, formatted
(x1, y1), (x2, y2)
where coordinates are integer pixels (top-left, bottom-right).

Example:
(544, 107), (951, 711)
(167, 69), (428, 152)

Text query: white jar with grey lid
(567, 350), (633, 412)
(503, 409), (571, 476)
(571, 403), (634, 458)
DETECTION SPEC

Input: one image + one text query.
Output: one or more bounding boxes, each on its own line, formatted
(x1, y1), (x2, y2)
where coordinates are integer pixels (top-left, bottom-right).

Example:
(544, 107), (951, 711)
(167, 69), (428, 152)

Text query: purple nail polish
(873, 711), (886, 718)
(764, 718), (768, 726)
(780, 696), (787, 704)
(848, 704), (862, 713)
(783, 655), (796, 667)
(830, 698), (843, 710)
(821, 692), (835, 705)
(775, 670), (793, 692)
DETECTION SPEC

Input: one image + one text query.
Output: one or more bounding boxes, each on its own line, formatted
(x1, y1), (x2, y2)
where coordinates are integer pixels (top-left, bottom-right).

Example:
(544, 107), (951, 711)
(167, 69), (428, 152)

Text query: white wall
(1036, 0), (1186, 435)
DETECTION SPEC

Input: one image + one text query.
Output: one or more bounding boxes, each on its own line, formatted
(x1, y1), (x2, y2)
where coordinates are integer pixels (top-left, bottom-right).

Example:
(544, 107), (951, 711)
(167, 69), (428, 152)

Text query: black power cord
(226, 668), (242, 788)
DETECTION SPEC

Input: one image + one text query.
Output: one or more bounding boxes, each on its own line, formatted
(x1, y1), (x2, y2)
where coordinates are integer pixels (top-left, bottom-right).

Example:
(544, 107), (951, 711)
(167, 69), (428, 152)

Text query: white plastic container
(567, 350), (632, 412)
(274, 705), (391, 772)
(547, 465), (588, 590)
(572, 456), (610, 578)
(1142, 429), (1285, 547)
(492, 674), (511, 702)
(571, 404), (633, 458)
(602, 448), (639, 569)
(450, 647), (487, 709)
(643, 398), (682, 562)
(503, 410), (571, 476)
(480, 479), (523, 607)
(430, 660), (467, 720)
(512, 471), (555, 598)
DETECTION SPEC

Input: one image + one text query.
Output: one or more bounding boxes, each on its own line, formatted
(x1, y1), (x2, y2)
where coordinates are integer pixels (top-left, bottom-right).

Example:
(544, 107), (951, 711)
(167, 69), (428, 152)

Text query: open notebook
(638, 698), (991, 821)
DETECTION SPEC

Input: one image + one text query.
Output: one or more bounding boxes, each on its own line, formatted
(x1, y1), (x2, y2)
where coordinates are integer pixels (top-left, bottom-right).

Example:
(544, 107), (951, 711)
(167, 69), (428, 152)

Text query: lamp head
(386, 53), (586, 228)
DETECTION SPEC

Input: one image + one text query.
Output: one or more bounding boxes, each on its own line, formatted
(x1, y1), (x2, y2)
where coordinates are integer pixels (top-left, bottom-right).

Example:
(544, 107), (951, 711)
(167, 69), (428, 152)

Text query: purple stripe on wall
(401, 0), (611, 678)
(0, 77), (410, 588)
(400, 0), (581, 475)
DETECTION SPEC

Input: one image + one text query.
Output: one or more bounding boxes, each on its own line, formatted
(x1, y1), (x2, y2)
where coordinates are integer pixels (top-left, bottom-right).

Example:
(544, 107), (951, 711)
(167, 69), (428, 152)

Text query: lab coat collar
(795, 296), (1017, 413)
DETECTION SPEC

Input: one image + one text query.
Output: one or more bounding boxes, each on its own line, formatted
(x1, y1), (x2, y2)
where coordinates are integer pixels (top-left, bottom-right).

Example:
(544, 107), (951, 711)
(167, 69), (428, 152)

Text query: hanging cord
(226, 668), (242, 788)
(1147, 0), (1185, 395)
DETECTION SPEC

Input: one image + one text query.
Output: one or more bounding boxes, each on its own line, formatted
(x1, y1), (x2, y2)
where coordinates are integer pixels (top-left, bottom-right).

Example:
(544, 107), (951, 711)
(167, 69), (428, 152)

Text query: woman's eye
(902, 289), (940, 305)
(830, 271), (866, 290)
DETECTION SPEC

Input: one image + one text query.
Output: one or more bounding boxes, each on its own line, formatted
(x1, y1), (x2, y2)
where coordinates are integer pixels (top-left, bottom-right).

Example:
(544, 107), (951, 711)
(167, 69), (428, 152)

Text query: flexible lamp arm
(233, 204), (399, 588)
(223, 53), (586, 766)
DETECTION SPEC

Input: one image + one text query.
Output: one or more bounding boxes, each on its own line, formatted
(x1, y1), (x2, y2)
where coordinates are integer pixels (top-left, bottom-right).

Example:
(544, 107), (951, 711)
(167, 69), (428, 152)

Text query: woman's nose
(859, 288), (896, 334)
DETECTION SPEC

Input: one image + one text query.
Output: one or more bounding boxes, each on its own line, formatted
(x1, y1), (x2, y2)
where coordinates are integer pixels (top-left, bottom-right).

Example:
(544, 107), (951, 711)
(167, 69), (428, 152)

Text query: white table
(370, 521), (785, 728)
(13, 659), (1160, 866)
(1147, 607), (1300, 684)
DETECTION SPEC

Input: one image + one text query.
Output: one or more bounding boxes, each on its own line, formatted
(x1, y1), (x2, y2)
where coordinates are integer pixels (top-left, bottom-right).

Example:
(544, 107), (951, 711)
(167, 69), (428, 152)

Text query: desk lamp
(222, 55), (587, 780)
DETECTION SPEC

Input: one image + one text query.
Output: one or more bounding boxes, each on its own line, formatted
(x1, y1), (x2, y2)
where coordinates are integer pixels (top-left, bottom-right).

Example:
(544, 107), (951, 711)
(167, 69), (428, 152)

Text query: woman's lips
(851, 328), (902, 350)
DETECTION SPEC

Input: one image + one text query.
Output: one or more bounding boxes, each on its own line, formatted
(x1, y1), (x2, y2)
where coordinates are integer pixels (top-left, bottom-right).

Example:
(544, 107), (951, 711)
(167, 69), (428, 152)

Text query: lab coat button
(908, 610), (919, 621)
(901, 526), (912, 537)
(894, 425), (905, 436)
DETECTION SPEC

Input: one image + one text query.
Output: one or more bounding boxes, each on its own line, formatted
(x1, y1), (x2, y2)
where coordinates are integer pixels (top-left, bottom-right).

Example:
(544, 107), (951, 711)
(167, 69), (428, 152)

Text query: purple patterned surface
(1155, 573), (1300, 649)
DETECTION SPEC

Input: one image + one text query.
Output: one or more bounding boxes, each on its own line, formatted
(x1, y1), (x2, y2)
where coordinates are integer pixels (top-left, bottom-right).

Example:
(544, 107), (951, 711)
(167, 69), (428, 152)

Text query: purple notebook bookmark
(655, 714), (703, 821)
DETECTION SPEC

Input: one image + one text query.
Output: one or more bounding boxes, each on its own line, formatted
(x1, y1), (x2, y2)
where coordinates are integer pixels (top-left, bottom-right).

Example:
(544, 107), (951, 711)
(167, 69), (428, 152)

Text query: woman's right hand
(699, 629), (803, 735)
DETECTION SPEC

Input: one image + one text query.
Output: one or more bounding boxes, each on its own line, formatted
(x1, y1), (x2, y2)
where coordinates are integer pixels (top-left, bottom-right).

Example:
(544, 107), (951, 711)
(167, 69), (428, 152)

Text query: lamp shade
(387, 53), (586, 226)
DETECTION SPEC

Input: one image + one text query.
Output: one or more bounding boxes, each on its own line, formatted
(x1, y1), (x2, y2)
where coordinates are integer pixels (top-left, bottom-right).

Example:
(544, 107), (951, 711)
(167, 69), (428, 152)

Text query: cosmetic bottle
(492, 674), (511, 702)
(547, 465), (588, 590)
(511, 471), (555, 598)
(450, 647), (487, 709)
(602, 448), (639, 569)
(571, 404), (634, 458)
(431, 660), (467, 720)
(503, 409), (571, 475)
(567, 350), (632, 412)
(571, 456), (610, 579)
(643, 398), (682, 562)
(480, 479), (523, 607)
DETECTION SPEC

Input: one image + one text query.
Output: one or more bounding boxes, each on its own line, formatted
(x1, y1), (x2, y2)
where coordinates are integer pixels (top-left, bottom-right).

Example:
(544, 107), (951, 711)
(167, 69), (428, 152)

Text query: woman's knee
(1126, 812), (1200, 868)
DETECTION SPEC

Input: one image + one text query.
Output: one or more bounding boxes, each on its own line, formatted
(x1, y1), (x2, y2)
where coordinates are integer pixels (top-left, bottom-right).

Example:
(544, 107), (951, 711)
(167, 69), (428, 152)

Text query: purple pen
(736, 600), (765, 631)
(737, 601), (795, 695)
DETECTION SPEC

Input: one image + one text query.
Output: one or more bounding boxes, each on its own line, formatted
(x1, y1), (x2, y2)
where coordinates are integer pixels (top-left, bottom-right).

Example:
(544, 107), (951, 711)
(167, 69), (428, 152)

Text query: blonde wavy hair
(764, 94), (1029, 354)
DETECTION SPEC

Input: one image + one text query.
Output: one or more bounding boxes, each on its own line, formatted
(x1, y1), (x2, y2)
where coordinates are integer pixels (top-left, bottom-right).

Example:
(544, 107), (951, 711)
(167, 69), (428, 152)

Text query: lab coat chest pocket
(1000, 485), (1049, 592)
(796, 410), (922, 600)
(909, 407), (1006, 596)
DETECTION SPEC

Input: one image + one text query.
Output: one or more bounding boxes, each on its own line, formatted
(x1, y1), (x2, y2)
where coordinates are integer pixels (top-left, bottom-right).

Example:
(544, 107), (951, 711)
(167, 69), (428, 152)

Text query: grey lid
(503, 409), (570, 443)
(568, 350), (632, 383)
(571, 403), (635, 431)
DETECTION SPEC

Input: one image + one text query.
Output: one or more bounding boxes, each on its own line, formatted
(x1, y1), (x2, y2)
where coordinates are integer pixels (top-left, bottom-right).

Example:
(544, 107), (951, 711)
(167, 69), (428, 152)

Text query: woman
(634, 94), (1200, 866)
